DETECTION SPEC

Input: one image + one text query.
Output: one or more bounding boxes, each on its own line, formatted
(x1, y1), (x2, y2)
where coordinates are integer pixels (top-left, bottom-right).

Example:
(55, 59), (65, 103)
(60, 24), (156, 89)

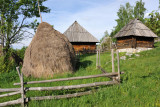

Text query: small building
(64, 21), (99, 52)
(114, 19), (158, 52)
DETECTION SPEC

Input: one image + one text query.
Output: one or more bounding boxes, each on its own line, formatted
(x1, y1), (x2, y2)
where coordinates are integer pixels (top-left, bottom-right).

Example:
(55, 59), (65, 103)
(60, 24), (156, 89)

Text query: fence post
(20, 72), (25, 107)
(96, 50), (98, 69)
(111, 49), (115, 73)
(99, 49), (101, 66)
(116, 50), (120, 82)
(16, 67), (25, 107)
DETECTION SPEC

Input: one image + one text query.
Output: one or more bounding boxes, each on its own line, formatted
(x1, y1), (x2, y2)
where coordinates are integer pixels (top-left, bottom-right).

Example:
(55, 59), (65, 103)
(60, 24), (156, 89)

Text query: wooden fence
(0, 50), (122, 107)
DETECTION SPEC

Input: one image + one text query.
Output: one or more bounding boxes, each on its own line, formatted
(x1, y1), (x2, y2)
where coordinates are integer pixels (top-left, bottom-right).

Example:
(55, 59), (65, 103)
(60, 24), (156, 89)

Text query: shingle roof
(64, 21), (99, 42)
(114, 18), (158, 38)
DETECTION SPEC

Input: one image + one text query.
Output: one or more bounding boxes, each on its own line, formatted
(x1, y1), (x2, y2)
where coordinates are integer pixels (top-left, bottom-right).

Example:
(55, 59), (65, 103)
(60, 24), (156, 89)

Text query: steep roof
(114, 18), (158, 38)
(64, 21), (99, 42)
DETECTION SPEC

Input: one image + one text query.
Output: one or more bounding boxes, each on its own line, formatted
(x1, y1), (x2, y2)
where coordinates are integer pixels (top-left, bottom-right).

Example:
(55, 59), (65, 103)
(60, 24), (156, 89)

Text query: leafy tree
(0, 0), (50, 72)
(100, 30), (110, 43)
(134, 0), (146, 22)
(110, 2), (134, 37)
(159, 0), (160, 9)
(110, 0), (146, 37)
(145, 11), (160, 37)
(0, 0), (50, 55)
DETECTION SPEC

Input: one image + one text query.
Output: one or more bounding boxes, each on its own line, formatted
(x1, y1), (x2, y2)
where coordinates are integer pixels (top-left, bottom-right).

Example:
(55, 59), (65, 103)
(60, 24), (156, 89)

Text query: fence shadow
(75, 60), (93, 71)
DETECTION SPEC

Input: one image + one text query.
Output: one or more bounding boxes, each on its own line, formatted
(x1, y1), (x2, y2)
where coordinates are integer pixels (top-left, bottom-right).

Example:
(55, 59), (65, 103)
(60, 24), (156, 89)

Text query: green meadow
(0, 42), (160, 107)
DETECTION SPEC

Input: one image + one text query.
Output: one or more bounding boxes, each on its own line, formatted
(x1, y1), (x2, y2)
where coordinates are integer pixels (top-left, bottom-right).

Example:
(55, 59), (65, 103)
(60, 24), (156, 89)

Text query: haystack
(22, 22), (75, 78)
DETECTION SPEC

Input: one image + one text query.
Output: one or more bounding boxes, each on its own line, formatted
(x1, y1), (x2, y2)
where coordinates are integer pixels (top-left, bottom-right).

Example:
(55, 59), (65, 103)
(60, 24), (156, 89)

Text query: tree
(100, 30), (110, 43)
(134, 0), (146, 22)
(145, 11), (160, 37)
(0, 0), (50, 55)
(110, 2), (134, 37)
(159, 0), (160, 9)
(110, 0), (146, 37)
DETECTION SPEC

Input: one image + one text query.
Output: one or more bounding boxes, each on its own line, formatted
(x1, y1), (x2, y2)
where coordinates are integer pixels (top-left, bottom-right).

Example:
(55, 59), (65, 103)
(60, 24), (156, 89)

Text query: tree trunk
(1, 14), (5, 55)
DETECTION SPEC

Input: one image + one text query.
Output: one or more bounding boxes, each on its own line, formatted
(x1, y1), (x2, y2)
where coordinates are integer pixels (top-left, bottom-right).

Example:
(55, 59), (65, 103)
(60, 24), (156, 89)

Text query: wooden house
(114, 19), (158, 49)
(64, 21), (99, 52)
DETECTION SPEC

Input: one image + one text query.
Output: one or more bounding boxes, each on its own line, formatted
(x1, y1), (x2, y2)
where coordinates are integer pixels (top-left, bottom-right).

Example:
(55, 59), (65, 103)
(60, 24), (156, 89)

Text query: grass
(0, 42), (160, 107)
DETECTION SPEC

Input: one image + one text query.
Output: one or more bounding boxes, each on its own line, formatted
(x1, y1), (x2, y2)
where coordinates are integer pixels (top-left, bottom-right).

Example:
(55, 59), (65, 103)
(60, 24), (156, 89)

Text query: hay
(22, 22), (75, 78)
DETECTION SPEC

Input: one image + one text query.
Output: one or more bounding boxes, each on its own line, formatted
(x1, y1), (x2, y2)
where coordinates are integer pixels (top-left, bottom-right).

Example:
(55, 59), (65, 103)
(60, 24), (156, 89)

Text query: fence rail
(14, 72), (118, 85)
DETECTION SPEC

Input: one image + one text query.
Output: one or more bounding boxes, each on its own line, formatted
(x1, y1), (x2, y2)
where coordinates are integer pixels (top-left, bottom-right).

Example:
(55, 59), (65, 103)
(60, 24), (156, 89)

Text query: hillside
(0, 43), (160, 107)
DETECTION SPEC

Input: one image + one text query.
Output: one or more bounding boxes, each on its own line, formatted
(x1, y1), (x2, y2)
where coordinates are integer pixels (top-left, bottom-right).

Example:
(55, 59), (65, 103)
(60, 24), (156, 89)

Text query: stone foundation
(118, 47), (153, 53)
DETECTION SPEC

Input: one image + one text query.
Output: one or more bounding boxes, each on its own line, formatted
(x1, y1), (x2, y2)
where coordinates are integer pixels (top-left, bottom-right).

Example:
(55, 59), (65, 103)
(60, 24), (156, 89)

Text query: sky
(13, 0), (159, 49)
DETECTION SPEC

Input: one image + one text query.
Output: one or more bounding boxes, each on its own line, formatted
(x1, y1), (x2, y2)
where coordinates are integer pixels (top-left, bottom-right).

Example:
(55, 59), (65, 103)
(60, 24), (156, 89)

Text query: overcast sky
(13, 0), (159, 49)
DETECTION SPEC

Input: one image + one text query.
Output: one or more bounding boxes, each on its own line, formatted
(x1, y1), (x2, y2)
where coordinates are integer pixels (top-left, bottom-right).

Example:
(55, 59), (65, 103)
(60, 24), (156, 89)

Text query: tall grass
(0, 43), (160, 107)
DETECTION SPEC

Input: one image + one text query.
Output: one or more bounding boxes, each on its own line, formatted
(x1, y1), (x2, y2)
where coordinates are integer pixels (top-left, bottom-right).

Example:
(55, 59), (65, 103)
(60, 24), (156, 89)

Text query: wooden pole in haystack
(38, 0), (43, 23)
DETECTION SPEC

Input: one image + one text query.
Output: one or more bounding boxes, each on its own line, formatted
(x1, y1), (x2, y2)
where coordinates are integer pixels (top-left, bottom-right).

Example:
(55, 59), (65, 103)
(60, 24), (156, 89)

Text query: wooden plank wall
(71, 42), (97, 52)
(116, 36), (133, 49)
(136, 37), (154, 48)
(116, 36), (154, 49)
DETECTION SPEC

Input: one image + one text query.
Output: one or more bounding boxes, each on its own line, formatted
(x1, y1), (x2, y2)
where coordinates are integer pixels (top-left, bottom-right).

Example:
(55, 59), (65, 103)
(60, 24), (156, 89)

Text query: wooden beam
(0, 91), (21, 98)
(0, 88), (20, 92)
(14, 72), (118, 86)
(0, 98), (22, 107)
(27, 91), (92, 101)
(97, 66), (112, 79)
(25, 81), (118, 91)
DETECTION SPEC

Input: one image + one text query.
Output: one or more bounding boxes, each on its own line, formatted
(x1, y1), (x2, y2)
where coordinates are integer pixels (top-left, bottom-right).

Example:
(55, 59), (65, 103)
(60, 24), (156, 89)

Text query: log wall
(71, 42), (96, 52)
(136, 37), (154, 48)
(116, 36), (154, 49)
(116, 36), (133, 49)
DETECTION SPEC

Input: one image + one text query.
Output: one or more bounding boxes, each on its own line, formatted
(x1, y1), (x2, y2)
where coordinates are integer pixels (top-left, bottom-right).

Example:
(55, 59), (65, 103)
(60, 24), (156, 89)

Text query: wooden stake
(111, 49), (115, 73)
(20, 72), (25, 107)
(16, 66), (21, 78)
(38, 0), (43, 23)
(116, 50), (120, 82)
(96, 50), (98, 68)
(99, 49), (101, 66)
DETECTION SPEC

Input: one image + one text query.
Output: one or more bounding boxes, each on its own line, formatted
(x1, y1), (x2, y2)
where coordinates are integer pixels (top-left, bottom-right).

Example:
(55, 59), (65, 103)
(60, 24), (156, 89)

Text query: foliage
(110, 0), (146, 37)
(100, 30), (110, 43)
(0, 0), (50, 55)
(134, 0), (146, 23)
(0, 43), (160, 106)
(0, 47), (27, 73)
(145, 11), (160, 37)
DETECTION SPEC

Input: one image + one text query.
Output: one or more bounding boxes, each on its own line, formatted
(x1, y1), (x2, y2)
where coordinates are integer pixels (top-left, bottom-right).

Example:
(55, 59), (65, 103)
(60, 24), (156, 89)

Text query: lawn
(0, 43), (160, 107)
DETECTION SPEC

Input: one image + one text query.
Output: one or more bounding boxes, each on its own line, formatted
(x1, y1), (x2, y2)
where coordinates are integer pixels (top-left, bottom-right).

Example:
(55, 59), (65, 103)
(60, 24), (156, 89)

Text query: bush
(0, 46), (27, 73)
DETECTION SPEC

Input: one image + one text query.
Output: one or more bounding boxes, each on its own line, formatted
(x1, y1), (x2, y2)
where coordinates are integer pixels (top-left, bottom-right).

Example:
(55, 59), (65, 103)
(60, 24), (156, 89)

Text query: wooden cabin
(64, 21), (99, 52)
(114, 19), (158, 49)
